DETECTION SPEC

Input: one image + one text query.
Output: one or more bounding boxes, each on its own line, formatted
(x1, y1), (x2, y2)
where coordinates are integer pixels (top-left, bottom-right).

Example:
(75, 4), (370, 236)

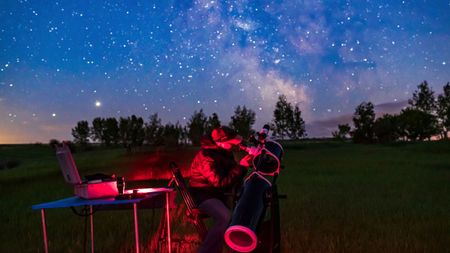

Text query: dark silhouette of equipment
(168, 162), (208, 239)
(225, 125), (286, 253)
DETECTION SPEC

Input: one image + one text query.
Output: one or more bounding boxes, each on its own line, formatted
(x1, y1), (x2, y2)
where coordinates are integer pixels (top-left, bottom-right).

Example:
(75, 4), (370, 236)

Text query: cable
(70, 206), (97, 217)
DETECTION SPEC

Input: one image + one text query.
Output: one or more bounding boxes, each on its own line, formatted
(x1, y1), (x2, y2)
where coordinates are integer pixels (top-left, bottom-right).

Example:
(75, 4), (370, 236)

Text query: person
(189, 126), (252, 253)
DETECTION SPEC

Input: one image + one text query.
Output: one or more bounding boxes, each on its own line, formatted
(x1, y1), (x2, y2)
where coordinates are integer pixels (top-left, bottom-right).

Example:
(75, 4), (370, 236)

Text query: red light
(224, 225), (257, 252)
(124, 187), (169, 194)
(124, 150), (196, 180)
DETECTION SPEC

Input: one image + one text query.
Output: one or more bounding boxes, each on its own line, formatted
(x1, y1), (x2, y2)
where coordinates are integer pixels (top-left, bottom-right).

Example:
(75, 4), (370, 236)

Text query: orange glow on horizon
(0, 133), (29, 144)
(0, 121), (73, 144)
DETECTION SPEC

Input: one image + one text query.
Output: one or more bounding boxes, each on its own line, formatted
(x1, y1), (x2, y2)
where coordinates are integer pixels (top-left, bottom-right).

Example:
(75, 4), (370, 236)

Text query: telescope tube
(225, 173), (271, 252)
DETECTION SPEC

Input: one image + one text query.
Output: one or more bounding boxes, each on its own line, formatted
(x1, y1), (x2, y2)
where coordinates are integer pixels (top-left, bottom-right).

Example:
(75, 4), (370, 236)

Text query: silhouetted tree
(176, 123), (186, 145)
(290, 105), (306, 139)
(206, 112), (221, 135)
(373, 114), (400, 143)
(229, 105), (255, 138)
(145, 113), (164, 146)
(179, 125), (189, 145)
(272, 95), (293, 140)
(272, 95), (306, 139)
(332, 123), (351, 140)
(187, 109), (208, 146)
(162, 122), (182, 146)
(103, 117), (119, 145)
(398, 108), (438, 141)
(408, 81), (436, 114)
(437, 82), (450, 139)
(72, 120), (90, 145)
(119, 115), (145, 151)
(91, 117), (104, 144)
(402, 81), (441, 140)
(91, 117), (119, 146)
(351, 102), (375, 143)
(119, 117), (131, 150)
(49, 139), (60, 149)
(129, 115), (145, 148)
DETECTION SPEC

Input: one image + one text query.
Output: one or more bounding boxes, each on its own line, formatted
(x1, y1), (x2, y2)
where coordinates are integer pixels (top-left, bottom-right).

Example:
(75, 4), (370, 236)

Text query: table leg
(133, 203), (140, 253)
(90, 205), (94, 253)
(40, 209), (49, 253)
(165, 192), (172, 253)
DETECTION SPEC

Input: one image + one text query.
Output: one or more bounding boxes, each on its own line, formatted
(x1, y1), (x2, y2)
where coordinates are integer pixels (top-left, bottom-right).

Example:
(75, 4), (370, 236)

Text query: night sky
(1, 0), (449, 143)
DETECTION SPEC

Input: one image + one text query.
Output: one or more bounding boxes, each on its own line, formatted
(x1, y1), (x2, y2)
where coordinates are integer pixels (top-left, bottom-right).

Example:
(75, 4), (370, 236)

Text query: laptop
(56, 144), (83, 184)
(55, 144), (118, 199)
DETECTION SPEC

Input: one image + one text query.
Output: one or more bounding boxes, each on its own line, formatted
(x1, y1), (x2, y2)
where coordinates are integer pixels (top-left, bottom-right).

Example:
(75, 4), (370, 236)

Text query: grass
(0, 145), (147, 253)
(1, 141), (449, 252)
(278, 141), (450, 253)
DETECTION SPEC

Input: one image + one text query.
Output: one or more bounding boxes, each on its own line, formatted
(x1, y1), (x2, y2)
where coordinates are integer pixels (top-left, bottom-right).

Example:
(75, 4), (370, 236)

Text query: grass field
(1, 141), (449, 252)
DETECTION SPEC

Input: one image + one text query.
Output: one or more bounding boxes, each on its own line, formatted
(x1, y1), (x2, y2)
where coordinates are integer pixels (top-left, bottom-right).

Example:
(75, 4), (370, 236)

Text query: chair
(168, 162), (208, 239)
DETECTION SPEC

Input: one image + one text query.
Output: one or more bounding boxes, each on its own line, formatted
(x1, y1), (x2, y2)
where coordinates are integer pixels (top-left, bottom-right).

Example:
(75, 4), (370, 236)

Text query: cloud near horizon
(307, 99), (409, 137)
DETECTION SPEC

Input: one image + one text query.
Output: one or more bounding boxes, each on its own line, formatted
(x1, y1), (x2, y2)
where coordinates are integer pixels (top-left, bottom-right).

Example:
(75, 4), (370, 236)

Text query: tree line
(333, 81), (450, 143)
(70, 95), (306, 150)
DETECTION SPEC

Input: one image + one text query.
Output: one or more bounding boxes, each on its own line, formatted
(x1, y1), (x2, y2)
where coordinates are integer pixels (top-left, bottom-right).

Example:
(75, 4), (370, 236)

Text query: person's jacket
(189, 136), (245, 204)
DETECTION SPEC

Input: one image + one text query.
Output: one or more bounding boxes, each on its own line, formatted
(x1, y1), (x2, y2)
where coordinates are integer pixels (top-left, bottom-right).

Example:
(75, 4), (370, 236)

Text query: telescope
(225, 125), (284, 252)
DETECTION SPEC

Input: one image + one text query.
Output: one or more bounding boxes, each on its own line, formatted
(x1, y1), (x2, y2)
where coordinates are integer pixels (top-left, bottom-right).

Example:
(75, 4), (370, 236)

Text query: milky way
(1, 0), (449, 143)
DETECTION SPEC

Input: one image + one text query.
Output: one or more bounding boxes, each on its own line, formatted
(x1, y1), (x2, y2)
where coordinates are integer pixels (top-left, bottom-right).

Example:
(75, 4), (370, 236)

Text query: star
(0, 0), (449, 143)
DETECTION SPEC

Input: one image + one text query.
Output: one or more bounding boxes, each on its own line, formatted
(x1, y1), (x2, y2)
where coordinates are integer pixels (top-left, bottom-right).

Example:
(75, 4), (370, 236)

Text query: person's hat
(211, 126), (242, 144)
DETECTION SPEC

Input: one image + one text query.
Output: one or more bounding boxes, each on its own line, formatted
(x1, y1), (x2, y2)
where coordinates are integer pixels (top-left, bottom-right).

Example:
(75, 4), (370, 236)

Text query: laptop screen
(56, 145), (82, 185)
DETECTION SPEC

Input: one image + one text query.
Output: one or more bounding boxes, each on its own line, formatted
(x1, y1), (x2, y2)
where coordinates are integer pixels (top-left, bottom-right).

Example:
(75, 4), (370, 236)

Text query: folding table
(32, 187), (175, 253)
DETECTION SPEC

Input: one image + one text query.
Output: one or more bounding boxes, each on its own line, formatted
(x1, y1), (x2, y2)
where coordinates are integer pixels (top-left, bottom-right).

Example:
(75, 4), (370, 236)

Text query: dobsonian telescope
(225, 125), (285, 253)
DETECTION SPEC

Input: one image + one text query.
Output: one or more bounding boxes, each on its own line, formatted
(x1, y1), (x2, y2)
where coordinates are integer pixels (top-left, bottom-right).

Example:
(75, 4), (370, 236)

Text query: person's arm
(201, 157), (246, 188)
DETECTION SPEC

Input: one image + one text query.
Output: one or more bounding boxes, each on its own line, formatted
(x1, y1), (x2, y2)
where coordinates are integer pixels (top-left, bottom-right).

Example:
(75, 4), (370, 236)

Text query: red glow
(224, 225), (257, 253)
(74, 181), (118, 199)
(124, 187), (171, 194)
(124, 149), (198, 180)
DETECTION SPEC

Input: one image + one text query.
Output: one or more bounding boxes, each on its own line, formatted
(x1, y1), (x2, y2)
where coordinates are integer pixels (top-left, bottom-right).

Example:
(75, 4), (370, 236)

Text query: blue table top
(32, 187), (174, 210)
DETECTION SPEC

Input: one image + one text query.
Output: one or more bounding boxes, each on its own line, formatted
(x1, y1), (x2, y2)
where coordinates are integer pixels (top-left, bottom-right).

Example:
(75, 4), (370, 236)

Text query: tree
(145, 113), (164, 146)
(332, 123), (351, 140)
(129, 115), (145, 148)
(206, 112), (221, 135)
(119, 117), (131, 150)
(229, 105), (256, 138)
(437, 82), (450, 139)
(290, 105), (306, 139)
(119, 115), (145, 151)
(187, 109), (208, 146)
(49, 139), (60, 149)
(103, 117), (119, 146)
(403, 81), (441, 140)
(272, 95), (293, 139)
(179, 125), (189, 145)
(408, 80), (436, 114)
(91, 117), (104, 144)
(351, 102), (375, 143)
(162, 122), (182, 146)
(373, 114), (400, 143)
(91, 117), (119, 145)
(397, 108), (438, 141)
(271, 95), (306, 139)
(72, 120), (90, 145)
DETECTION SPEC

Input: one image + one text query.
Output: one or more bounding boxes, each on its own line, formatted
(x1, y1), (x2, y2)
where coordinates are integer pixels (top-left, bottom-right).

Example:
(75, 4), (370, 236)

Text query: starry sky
(1, 0), (449, 143)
